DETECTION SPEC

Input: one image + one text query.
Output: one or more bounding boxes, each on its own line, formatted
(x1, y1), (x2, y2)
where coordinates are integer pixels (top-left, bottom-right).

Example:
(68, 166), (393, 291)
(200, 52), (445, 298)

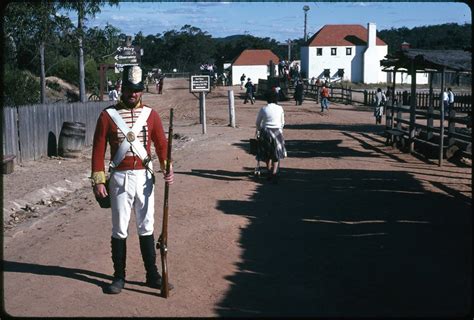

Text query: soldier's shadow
(3, 260), (160, 296)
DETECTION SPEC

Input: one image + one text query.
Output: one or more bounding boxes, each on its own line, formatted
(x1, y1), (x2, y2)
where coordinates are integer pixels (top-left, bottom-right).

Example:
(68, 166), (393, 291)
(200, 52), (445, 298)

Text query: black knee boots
(139, 234), (162, 289)
(104, 237), (126, 294)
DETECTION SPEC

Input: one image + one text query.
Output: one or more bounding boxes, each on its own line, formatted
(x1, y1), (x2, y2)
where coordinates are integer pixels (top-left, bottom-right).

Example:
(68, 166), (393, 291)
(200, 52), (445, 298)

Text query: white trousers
(109, 169), (155, 239)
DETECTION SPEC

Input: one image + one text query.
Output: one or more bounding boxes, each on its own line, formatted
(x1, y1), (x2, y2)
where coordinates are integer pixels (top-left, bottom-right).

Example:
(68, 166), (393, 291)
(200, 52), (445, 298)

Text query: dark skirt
(256, 127), (287, 162)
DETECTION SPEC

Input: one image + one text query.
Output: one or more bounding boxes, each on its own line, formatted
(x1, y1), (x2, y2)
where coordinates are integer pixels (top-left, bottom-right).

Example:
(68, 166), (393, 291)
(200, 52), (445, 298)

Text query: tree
(3, 1), (73, 104)
(84, 23), (122, 62)
(378, 23), (472, 53)
(59, 1), (119, 102)
(151, 25), (216, 73)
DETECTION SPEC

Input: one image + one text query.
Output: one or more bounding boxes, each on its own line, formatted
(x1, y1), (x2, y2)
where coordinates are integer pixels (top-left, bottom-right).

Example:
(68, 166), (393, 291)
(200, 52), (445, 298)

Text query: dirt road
(3, 79), (472, 317)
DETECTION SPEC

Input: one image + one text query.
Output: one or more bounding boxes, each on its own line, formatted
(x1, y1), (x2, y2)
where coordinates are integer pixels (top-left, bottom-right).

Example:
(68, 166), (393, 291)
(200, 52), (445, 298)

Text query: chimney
(401, 41), (410, 50)
(367, 22), (376, 48)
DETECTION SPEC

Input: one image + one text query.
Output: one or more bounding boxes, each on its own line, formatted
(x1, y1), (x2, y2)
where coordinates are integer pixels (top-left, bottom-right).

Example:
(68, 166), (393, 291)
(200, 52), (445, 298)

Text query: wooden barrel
(58, 121), (86, 158)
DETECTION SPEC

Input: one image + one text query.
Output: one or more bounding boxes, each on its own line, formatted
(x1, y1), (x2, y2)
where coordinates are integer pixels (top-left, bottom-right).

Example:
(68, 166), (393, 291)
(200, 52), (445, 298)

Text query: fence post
(408, 60), (417, 154)
(439, 67), (446, 167)
(385, 100), (392, 129)
(427, 73), (434, 141)
(390, 100), (395, 130)
(228, 89), (235, 128)
(396, 100), (403, 131)
(445, 109), (459, 159)
(447, 109), (456, 146)
(364, 90), (368, 105)
(344, 86), (348, 104)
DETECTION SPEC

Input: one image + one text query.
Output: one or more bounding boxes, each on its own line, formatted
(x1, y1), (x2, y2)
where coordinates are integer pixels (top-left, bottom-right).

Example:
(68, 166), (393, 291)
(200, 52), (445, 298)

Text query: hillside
(45, 76), (81, 102)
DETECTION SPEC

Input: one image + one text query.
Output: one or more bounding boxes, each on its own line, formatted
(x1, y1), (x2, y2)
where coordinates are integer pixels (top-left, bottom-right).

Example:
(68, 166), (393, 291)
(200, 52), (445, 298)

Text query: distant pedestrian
(221, 72), (227, 86)
(320, 84), (330, 112)
(240, 74), (246, 90)
(294, 80), (304, 105)
(158, 76), (164, 94)
(272, 85), (281, 102)
(144, 76), (149, 93)
(244, 78), (255, 104)
(109, 84), (120, 101)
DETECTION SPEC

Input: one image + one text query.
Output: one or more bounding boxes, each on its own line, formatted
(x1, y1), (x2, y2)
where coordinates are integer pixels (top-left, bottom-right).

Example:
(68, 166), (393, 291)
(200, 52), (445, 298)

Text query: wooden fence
(2, 101), (111, 163)
(384, 101), (471, 166)
(303, 84), (472, 113)
(365, 90), (471, 112)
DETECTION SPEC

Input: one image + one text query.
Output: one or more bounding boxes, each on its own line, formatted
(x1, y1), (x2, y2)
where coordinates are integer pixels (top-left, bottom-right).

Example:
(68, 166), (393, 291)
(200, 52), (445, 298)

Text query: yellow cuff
(91, 171), (106, 185)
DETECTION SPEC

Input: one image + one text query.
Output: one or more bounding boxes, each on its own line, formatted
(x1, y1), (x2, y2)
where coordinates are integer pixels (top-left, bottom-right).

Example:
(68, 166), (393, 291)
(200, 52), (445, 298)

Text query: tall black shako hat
(122, 65), (144, 91)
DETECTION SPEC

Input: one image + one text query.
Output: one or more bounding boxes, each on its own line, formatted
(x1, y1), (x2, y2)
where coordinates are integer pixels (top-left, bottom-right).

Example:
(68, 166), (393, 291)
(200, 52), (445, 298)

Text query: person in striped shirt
(91, 66), (174, 294)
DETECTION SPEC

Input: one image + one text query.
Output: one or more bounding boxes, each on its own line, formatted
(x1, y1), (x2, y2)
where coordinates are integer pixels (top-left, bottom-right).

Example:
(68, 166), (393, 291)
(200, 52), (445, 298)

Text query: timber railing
(384, 100), (471, 166)
(302, 83), (472, 113)
(3, 101), (111, 163)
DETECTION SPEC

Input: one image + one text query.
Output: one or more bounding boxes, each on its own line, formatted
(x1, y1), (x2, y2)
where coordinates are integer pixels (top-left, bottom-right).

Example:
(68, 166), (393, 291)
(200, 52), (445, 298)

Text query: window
(331, 48), (337, 56)
(337, 69), (344, 77)
(323, 69), (330, 78)
(316, 48), (322, 56)
(346, 47), (352, 55)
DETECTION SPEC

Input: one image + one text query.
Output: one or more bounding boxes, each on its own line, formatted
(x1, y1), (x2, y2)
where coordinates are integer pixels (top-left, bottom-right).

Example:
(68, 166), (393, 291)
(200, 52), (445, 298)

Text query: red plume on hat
(122, 65), (144, 91)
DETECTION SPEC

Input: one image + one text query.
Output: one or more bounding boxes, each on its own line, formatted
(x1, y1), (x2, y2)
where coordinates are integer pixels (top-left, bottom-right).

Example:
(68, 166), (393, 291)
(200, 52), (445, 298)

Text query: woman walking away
(255, 91), (287, 184)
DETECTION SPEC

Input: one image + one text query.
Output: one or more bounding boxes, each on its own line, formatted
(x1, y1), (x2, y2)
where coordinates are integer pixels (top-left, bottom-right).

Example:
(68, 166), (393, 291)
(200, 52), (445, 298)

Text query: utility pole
(278, 39), (295, 61)
(287, 39), (292, 61)
(303, 5), (310, 42)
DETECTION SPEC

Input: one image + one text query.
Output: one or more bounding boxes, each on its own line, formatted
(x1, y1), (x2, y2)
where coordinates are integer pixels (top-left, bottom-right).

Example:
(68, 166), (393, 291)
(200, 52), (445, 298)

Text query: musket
(157, 108), (174, 298)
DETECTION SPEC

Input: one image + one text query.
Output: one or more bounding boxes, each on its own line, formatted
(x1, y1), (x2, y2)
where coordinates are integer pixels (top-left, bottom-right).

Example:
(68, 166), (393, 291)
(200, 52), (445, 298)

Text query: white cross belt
(106, 106), (152, 168)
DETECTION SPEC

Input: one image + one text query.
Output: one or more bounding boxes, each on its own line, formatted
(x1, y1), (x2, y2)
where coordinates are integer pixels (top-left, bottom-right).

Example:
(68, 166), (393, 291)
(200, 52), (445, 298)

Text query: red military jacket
(91, 102), (168, 184)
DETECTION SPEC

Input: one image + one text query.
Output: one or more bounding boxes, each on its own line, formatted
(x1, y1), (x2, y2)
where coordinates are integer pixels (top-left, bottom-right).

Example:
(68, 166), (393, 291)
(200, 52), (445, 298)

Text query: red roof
(233, 49), (280, 66)
(307, 24), (386, 47)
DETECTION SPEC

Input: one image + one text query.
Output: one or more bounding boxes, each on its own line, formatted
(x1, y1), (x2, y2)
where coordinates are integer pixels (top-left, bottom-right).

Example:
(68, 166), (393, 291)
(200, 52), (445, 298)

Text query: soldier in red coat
(91, 65), (174, 294)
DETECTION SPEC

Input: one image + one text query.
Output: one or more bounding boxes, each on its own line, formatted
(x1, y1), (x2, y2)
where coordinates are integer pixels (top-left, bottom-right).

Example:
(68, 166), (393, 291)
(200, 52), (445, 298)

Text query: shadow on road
(177, 169), (250, 181)
(285, 122), (382, 133)
(3, 261), (161, 296)
(3, 260), (111, 288)
(212, 167), (471, 317)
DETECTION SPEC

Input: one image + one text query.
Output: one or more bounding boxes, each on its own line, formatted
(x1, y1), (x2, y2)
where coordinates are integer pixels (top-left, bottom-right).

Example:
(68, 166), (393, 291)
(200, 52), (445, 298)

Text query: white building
(231, 49), (279, 86)
(385, 69), (430, 85)
(301, 23), (388, 84)
(301, 23), (429, 85)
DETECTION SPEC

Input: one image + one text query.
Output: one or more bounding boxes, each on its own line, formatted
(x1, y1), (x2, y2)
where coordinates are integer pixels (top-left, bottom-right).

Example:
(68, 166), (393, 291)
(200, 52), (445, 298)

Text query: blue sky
(68, 1), (472, 42)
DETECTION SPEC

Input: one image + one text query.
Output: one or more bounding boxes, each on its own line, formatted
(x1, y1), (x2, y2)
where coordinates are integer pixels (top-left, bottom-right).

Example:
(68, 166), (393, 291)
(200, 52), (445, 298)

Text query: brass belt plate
(126, 131), (136, 142)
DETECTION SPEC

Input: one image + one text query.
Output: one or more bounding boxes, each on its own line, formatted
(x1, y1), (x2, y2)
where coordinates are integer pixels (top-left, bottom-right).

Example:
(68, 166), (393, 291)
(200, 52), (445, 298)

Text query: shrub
(46, 80), (62, 92)
(48, 57), (79, 87)
(3, 67), (40, 106)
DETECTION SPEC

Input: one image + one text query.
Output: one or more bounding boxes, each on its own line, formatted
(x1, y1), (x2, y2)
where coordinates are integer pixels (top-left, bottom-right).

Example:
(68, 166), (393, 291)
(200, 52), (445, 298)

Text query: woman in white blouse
(255, 91), (287, 183)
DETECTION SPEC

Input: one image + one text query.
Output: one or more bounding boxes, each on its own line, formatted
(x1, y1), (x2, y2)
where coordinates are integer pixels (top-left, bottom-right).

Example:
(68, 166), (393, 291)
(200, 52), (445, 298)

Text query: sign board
(114, 45), (141, 73)
(190, 75), (211, 92)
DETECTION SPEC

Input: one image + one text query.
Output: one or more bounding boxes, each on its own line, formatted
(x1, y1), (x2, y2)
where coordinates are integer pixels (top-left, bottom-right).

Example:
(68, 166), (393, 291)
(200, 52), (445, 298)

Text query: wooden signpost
(190, 75), (211, 134)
